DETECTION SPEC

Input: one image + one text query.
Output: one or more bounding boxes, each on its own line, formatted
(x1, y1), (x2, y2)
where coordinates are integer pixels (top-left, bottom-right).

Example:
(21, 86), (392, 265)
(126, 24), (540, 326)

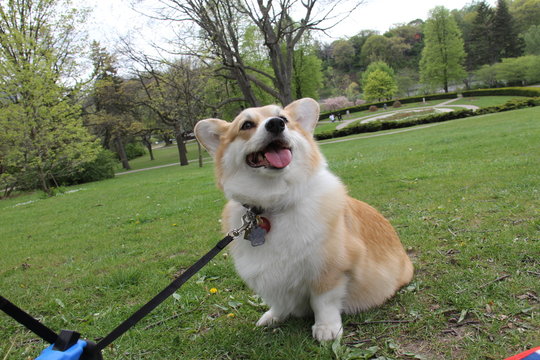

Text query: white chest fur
(225, 169), (342, 316)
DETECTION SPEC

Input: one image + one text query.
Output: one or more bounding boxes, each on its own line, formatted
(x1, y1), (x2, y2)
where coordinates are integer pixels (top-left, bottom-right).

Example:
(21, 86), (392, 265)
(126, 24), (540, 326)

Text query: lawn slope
(1, 107), (539, 359)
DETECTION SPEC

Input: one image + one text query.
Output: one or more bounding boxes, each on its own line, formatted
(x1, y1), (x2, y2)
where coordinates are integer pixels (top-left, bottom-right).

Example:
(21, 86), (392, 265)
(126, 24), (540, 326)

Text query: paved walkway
(330, 98), (479, 130)
(116, 157), (211, 176)
(116, 99), (481, 176)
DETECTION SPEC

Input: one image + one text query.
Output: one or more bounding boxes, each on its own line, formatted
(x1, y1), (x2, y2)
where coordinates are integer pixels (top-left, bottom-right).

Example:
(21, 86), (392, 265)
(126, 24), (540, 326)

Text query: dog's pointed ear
(194, 119), (229, 157)
(284, 98), (320, 134)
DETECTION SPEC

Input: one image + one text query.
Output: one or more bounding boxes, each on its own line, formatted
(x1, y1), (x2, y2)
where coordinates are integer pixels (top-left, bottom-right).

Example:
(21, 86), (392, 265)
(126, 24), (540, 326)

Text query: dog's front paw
(312, 322), (343, 342)
(256, 310), (283, 327)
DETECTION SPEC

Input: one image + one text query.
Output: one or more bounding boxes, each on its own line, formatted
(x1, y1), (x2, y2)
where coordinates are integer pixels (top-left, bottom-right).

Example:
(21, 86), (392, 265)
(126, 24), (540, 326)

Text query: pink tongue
(264, 148), (292, 168)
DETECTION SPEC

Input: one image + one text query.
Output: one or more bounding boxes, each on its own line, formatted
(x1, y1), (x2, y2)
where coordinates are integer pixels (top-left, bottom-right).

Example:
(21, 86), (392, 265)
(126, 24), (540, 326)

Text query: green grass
(1, 107), (539, 359)
(117, 141), (210, 172)
(451, 96), (526, 107)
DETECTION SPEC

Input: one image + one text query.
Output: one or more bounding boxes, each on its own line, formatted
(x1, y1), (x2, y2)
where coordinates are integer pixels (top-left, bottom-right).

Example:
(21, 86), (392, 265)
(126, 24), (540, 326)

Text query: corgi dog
(194, 98), (413, 341)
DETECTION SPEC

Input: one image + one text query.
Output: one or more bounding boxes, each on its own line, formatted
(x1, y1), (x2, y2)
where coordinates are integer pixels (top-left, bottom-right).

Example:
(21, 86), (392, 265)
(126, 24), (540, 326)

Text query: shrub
(369, 105), (378, 112)
(56, 149), (117, 186)
(462, 87), (540, 98)
(393, 100), (402, 108)
(125, 142), (146, 160)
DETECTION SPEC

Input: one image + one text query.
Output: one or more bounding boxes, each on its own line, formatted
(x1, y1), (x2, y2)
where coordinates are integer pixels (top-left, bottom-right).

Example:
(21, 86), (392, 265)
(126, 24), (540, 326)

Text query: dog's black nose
(265, 117), (286, 135)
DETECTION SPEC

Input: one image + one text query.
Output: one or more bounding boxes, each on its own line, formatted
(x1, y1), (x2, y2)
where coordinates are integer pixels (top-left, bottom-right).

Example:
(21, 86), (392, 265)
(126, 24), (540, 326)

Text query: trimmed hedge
(315, 97), (540, 141)
(462, 87), (540, 98)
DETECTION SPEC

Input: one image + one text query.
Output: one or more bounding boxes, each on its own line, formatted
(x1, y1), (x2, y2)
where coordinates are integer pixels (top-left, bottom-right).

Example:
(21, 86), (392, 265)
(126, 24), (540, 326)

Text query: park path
(333, 98), (479, 130)
(116, 99), (480, 176)
(116, 157), (211, 176)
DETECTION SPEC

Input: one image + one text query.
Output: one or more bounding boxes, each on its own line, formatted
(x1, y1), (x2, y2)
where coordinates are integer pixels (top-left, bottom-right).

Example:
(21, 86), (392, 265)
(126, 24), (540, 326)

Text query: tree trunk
(37, 165), (51, 196)
(162, 135), (173, 146)
(174, 123), (189, 166)
(142, 137), (155, 160)
(115, 137), (131, 170)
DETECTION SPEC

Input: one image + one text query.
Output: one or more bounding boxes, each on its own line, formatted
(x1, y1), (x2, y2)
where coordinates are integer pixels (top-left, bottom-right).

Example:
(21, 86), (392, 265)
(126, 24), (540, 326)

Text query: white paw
(312, 322), (343, 342)
(256, 310), (282, 327)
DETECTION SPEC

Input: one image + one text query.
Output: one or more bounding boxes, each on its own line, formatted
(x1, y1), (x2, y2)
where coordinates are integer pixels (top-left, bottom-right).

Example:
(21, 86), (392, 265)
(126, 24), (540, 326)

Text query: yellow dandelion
(209, 288), (218, 294)
(227, 313), (235, 318)
(172, 223), (177, 227)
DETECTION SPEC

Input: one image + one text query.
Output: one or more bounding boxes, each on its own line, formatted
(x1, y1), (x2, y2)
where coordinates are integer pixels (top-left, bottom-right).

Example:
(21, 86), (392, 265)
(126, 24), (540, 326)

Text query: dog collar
(241, 205), (271, 246)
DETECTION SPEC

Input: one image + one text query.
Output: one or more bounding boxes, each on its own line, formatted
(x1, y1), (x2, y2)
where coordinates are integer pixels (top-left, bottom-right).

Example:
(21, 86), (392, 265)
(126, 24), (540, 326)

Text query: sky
(80, 0), (497, 53)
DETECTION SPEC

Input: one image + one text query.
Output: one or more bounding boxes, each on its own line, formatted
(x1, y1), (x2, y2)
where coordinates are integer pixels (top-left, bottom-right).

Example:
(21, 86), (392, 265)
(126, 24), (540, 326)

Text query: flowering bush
(320, 96), (353, 112)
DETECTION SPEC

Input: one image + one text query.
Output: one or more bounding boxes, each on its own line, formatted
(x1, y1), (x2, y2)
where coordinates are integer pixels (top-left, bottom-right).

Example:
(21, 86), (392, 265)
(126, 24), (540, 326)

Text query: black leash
(94, 234), (234, 351)
(0, 296), (58, 344)
(1, 208), (259, 358)
(1, 234), (237, 359)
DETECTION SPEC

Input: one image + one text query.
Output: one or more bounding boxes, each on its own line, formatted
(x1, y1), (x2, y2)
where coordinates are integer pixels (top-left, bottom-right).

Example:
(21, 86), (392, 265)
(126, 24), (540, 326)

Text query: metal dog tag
(245, 225), (266, 246)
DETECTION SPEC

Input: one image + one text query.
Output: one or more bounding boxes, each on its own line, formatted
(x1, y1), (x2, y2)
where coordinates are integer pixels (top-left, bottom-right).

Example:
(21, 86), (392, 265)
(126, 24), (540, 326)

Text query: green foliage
(466, 1), (496, 69)
(492, 0), (522, 59)
(0, 0), (99, 195)
(474, 55), (540, 86)
(523, 25), (540, 55)
(292, 44), (323, 100)
(360, 61), (396, 87)
(55, 148), (117, 186)
(510, 0), (540, 33)
(363, 70), (398, 102)
(124, 142), (147, 161)
(360, 35), (393, 67)
(462, 86), (540, 97)
(331, 39), (356, 71)
(420, 6), (467, 92)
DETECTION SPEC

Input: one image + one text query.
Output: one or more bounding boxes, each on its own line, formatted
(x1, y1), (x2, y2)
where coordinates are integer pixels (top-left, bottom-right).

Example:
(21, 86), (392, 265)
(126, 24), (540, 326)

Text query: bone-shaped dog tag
(246, 225), (266, 246)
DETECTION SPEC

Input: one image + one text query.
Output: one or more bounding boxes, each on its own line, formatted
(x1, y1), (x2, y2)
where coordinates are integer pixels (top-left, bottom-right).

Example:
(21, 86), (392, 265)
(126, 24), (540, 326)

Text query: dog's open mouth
(246, 140), (292, 169)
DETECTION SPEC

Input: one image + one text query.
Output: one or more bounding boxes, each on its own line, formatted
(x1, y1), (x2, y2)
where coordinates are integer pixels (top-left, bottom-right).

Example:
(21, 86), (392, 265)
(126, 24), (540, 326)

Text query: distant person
(337, 112), (343, 121)
(330, 114), (335, 122)
(383, 103), (388, 110)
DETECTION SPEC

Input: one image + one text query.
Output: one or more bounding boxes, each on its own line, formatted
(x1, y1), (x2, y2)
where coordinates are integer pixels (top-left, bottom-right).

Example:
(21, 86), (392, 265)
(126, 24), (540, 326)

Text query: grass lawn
(451, 96), (527, 108)
(116, 141), (210, 173)
(1, 107), (539, 359)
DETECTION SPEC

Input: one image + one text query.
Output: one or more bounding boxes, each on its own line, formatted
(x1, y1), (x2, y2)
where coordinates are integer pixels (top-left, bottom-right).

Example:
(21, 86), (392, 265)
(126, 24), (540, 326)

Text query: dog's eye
(241, 121), (256, 130)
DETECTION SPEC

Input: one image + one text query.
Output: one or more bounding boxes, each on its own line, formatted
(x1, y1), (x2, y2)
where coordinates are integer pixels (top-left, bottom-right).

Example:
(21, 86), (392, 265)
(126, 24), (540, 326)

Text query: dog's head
(195, 98), (324, 209)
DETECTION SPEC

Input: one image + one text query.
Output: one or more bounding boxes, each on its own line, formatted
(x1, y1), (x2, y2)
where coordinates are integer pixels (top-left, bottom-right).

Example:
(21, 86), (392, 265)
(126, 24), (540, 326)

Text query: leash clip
(228, 212), (255, 238)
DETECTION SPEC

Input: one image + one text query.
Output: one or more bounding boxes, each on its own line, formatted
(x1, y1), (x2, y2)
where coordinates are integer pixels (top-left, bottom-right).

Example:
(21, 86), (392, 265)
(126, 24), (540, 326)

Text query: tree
(292, 43), (323, 99)
(360, 35), (393, 67)
(509, 0), (540, 34)
(131, 56), (211, 166)
(361, 61), (396, 89)
(467, 1), (496, 68)
(420, 6), (467, 93)
(0, 0), (99, 196)
(154, 0), (362, 105)
(363, 69), (398, 102)
(523, 25), (540, 55)
(360, 34), (411, 70)
(492, 0), (522, 59)
(86, 42), (135, 170)
(385, 21), (425, 70)
(332, 40), (356, 71)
